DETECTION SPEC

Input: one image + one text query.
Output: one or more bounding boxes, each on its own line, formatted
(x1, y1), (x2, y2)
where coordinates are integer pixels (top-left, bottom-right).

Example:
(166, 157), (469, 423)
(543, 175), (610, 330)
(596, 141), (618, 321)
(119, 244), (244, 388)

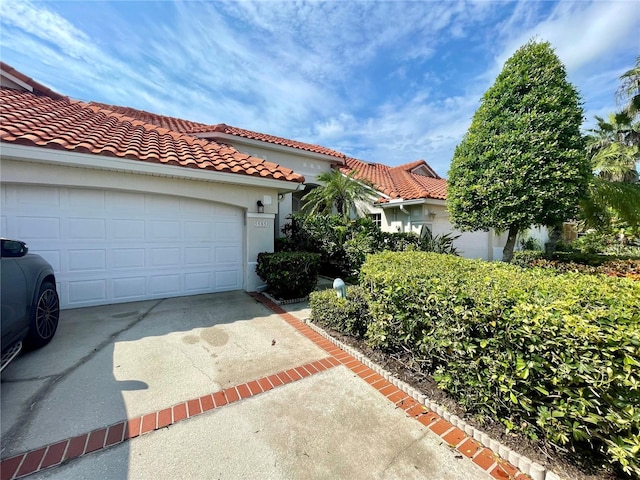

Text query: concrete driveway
(1, 291), (518, 480)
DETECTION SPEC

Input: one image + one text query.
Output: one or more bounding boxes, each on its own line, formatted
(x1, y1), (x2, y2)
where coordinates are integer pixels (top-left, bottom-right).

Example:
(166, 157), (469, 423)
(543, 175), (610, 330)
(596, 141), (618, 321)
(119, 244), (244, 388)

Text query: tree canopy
(447, 40), (591, 261)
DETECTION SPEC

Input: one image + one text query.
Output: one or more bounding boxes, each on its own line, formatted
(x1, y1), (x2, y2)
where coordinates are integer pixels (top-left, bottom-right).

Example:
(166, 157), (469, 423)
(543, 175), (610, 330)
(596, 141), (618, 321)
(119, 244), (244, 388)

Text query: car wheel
(24, 281), (59, 350)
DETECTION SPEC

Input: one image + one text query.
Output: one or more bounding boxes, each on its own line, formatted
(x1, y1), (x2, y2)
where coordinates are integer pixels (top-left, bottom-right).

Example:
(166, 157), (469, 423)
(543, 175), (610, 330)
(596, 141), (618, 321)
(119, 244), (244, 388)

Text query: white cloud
(1, 0), (637, 176)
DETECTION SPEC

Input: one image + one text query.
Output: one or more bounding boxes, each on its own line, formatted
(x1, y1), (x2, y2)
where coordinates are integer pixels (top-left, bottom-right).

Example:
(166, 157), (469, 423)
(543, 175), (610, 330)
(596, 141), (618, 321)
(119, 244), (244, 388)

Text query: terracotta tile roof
(89, 102), (209, 134)
(200, 124), (347, 160)
(0, 88), (304, 183)
(90, 102), (346, 160)
(340, 157), (447, 201)
(0, 62), (65, 100)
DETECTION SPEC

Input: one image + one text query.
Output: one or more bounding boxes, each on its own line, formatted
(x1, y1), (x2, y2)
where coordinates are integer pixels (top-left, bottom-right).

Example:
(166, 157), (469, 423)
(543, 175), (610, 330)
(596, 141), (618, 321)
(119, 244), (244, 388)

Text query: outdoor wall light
(257, 200), (264, 213)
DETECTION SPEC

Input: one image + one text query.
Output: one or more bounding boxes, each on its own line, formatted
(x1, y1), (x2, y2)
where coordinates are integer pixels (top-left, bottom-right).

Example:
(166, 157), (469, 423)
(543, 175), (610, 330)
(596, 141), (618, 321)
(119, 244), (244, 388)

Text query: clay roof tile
(1, 88), (304, 184)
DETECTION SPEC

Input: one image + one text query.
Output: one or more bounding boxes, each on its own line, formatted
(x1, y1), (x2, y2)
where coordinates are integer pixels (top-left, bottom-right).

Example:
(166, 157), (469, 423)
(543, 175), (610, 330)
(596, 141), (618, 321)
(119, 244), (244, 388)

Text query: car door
(1, 248), (29, 350)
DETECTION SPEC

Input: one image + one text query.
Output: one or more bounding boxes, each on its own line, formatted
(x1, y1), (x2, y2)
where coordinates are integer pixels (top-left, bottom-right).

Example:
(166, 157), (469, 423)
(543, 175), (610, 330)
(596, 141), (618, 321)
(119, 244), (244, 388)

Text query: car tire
(24, 281), (59, 350)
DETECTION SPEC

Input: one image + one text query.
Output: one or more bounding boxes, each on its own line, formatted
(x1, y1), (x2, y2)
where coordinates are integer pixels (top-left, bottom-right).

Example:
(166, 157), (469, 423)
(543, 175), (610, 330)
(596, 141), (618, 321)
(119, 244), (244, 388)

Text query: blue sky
(1, 1), (638, 176)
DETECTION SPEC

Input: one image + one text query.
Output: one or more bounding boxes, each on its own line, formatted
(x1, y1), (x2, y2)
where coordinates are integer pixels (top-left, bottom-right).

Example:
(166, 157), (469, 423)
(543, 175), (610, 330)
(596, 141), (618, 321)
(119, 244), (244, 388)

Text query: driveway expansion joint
(0, 299), (167, 457)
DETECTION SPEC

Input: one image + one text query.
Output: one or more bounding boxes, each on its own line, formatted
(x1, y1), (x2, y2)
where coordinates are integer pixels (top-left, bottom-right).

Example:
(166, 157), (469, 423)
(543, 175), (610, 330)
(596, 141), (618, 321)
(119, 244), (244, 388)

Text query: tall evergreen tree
(447, 40), (590, 261)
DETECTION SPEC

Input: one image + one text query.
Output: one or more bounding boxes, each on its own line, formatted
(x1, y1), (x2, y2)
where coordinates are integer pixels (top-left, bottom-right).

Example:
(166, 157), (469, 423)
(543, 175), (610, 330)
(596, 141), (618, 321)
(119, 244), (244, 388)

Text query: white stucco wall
(220, 140), (337, 236)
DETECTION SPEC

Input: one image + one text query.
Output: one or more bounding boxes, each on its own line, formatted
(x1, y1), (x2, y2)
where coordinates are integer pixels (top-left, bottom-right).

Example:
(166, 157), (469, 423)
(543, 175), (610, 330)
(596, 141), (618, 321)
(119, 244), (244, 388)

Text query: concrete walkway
(1, 290), (521, 480)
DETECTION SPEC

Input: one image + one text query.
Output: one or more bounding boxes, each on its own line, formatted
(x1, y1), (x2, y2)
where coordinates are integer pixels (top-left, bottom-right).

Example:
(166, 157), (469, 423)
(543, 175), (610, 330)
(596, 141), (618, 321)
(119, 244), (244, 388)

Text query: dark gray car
(1, 238), (59, 371)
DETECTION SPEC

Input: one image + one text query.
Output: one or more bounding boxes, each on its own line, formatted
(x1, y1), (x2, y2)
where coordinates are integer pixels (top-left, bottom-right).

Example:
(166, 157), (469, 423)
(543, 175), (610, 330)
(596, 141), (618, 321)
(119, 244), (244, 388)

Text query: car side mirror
(1, 239), (28, 258)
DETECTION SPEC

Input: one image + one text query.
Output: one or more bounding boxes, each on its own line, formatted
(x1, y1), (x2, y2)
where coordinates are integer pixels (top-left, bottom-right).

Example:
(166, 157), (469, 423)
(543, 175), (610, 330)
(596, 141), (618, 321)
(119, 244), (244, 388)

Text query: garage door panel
(68, 279), (107, 305)
(112, 219), (145, 239)
(184, 221), (211, 239)
(185, 272), (212, 291)
(182, 198), (216, 215)
(150, 248), (181, 266)
(113, 277), (146, 301)
(215, 270), (241, 290)
(149, 274), (181, 295)
(18, 216), (60, 239)
(112, 248), (146, 269)
(146, 195), (180, 215)
(148, 220), (180, 239)
(185, 247), (211, 265)
(108, 191), (145, 211)
(68, 218), (106, 240)
(1, 185), (244, 308)
(16, 185), (60, 206)
(214, 246), (241, 264)
(68, 249), (106, 272)
(214, 222), (242, 241)
(68, 189), (105, 209)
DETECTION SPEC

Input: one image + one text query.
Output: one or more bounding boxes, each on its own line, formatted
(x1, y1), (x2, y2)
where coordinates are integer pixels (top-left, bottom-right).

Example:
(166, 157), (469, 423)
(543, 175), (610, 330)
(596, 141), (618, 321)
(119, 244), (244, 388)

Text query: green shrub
(419, 229), (460, 255)
(511, 250), (545, 267)
(256, 252), (321, 299)
(519, 236), (544, 251)
(309, 285), (371, 338)
(360, 251), (640, 477)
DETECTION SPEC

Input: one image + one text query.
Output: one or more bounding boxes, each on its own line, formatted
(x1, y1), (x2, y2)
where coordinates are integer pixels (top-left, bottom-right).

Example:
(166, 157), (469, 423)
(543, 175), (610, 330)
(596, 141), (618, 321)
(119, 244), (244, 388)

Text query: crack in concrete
(0, 299), (166, 456)
(164, 339), (217, 385)
(379, 429), (431, 477)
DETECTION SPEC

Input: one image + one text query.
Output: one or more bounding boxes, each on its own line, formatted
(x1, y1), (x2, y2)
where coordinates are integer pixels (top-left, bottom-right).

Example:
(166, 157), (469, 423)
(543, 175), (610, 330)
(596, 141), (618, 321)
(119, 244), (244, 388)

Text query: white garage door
(1, 185), (243, 309)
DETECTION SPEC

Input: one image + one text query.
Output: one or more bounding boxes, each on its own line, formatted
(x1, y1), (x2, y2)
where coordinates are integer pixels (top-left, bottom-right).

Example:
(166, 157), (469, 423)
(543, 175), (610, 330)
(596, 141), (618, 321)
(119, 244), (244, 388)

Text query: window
(369, 213), (382, 228)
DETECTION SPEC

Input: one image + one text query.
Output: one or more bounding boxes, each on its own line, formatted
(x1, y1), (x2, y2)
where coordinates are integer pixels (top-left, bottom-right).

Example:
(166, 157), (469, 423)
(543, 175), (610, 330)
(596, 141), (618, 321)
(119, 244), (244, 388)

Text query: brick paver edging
(250, 292), (562, 480)
(0, 357), (339, 480)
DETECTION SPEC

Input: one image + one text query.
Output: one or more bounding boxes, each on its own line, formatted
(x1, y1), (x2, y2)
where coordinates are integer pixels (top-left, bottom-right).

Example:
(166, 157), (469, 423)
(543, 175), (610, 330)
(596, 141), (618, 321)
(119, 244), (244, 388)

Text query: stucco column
(246, 212), (276, 291)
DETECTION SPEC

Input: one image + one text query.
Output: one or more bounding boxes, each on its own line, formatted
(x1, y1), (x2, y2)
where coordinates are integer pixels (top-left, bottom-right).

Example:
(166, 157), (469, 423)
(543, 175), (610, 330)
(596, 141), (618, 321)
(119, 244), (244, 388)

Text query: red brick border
(0, 357), (337, 480)
(0, 292), (531, 480)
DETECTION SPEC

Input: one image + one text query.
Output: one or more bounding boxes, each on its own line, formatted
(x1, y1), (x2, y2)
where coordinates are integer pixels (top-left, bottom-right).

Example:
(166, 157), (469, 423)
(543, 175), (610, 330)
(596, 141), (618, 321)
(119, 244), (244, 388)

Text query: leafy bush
(420, 229), (460, 255)
(256, 252), (321, 299)
(360, 252), (640, 477)
(516, 253), (640, 281)
(280, 213), (459, 277)
(309, 285), (371, 338)
(511, 250), (545, 267)
(519, 236), (543, 251)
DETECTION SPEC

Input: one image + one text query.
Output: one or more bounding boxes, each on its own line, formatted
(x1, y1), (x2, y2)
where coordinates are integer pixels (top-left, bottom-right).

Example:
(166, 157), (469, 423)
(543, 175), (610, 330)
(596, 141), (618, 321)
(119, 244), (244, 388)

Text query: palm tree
(582, 114), (640, 227)
(586, 114), (639, 183)
(300, 169), (374, 220)
(617, 56), (640, 122)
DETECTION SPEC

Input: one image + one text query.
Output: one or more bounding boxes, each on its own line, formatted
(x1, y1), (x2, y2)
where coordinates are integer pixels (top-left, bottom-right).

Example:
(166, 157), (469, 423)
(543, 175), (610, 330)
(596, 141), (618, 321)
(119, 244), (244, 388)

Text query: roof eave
(376, 197), (447, 207)
(196, 132), (346, 165)
(0, 143), (303, 193)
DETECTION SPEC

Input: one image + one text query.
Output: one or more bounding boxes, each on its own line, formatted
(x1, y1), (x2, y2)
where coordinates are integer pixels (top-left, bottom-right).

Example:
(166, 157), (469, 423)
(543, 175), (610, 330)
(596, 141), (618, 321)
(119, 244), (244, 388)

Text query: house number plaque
(254, 220), (268, 228)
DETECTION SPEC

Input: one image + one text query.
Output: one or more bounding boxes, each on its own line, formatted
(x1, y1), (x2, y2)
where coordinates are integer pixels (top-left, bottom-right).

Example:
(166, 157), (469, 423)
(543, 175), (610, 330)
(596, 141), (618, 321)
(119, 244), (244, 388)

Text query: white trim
(196, 132), (345, 165)
(377, 198), (446, 208)
(0, 143), (301, 192)
(246, 213), (276, 219)
(0, 70), (33, 92)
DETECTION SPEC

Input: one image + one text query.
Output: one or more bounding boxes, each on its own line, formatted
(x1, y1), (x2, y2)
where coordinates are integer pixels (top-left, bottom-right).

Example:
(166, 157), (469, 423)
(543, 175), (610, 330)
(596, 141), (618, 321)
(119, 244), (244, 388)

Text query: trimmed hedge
(514, 250), (640, 281)
(360, 252), (640, 477)
(309, 286), (371, 338)
(256, 252), (320, 299)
